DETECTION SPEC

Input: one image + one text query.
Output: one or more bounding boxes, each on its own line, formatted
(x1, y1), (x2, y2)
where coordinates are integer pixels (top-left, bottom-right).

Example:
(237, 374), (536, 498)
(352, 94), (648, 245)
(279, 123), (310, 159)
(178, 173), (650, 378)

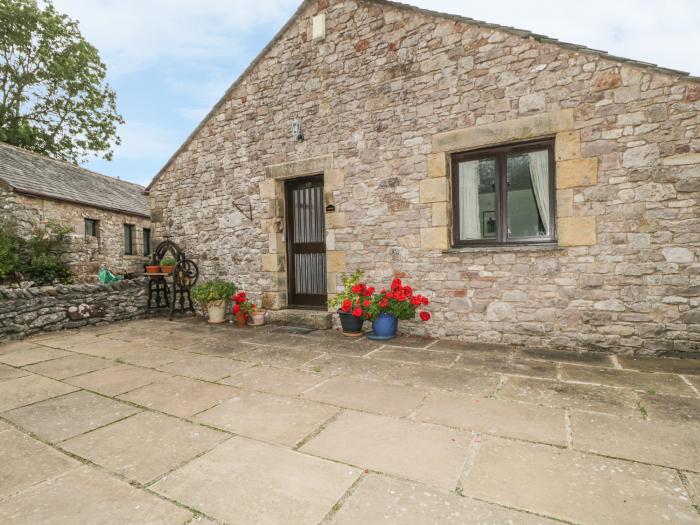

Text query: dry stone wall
(149, 0), (700, 355)
(0, 279), (148, 341)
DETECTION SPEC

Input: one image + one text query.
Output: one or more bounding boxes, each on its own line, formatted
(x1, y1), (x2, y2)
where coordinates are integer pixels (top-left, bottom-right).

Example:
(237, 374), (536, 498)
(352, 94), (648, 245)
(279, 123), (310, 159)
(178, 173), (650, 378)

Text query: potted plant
(328, 270), (374, 336)
(191, 280), (237, 324)
(160, 257), (177, 275)
(145, 263), (161, 274)
(232, 291), (255, 326)
(250, 308), (266, 326)
(365, 277), (431, 340)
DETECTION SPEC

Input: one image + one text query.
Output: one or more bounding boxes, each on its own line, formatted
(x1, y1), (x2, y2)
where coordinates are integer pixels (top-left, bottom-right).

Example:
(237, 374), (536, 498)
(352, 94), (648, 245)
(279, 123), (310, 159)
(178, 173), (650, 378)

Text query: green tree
(0, 0), (123, 162)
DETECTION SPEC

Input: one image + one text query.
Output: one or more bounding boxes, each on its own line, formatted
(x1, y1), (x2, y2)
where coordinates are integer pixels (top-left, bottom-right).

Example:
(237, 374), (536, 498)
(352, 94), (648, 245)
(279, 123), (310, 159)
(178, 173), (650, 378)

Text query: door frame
(284, 174), (327, 309)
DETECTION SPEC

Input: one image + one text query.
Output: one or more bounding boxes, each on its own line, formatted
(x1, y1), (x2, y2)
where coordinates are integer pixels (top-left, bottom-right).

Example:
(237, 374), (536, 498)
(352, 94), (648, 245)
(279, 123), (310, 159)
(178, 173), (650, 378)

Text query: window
(143, 228), (151, 256)
(123, 224), (135, 255)
(452, 139), (556, 246)
(84, 218), (98, 237)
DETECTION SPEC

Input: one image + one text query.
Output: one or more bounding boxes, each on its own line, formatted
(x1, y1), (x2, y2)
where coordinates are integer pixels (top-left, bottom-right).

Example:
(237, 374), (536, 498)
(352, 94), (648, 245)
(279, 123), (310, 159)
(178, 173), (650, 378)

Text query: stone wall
(0, 279), (149, 341)
(148, 0), (700, 355)
(2, 190), (151, 282)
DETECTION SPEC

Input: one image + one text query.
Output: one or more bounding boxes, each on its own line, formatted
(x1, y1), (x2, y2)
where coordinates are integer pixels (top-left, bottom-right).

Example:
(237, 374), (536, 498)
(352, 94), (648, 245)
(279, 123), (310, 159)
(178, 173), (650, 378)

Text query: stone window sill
(444, 243), (563, 255)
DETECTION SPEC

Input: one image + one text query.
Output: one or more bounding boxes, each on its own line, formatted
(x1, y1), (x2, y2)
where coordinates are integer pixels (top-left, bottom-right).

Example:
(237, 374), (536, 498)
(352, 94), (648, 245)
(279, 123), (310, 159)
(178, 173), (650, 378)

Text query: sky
(51, 0), (700, 187)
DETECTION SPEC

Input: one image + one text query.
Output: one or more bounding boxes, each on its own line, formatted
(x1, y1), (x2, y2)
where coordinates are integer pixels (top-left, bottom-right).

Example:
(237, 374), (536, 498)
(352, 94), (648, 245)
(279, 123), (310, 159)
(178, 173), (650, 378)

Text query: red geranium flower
(232, 304), (241, 314)
(395, 292), (406, 302)
(366, 287), (375, 295)
(363, 300), (371, 307)
(379, 298), (389, 308)
(352, 307), (363, 317)
(391, 278), (402, 291)
(341, 299), (352, 312)
(420, 311), (431, 321)
(403, 285), (412, 295)
(422, 297), (430, 306)
(386, 292), (395, 299)
(351, 284), (362, 293)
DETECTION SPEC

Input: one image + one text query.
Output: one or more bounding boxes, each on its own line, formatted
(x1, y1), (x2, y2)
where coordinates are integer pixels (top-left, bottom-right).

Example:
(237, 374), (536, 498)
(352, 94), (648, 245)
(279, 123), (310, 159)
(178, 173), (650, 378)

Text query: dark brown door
(285, 175), (327, 308)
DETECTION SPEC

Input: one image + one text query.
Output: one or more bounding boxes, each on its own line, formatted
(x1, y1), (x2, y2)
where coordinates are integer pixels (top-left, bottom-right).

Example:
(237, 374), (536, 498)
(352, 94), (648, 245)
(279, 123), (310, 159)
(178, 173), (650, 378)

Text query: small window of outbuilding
(84, 218), (98, 237)
(124, 224), (135, 255)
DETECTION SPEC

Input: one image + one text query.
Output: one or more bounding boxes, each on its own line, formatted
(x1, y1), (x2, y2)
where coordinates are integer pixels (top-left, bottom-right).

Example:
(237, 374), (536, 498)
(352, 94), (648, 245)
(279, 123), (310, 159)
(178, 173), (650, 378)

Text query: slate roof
(147, 0), (699, 191)
(0, 142), (149, 218)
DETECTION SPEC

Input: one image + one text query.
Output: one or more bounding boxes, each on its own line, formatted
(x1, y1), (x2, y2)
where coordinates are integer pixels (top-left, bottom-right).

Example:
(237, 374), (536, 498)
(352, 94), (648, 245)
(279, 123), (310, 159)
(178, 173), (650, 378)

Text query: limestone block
(268, 233), (284, 254)
(556, 189), (573, 218)
(518, 93), (545, 114)
(555, 131), (581, 161)
(261, 254), (284, 272)
(558, 216), (597, 247)
(419, 178), (448, 204)
(325, 211), (346, 229)
(265, 155), (333, 180)
(431, 202), (449, 227)
(432, 110), (574, 153)
(261, 292), (286, 310)
(326, 251), (346, 272)
(662, 153), (700, 166)
(325, 169), (345, 191)
(557, 158), (598, 189)
(427, 153), (448, 179)
(259, 179), (276, 199)
(420, 227), (449, 250)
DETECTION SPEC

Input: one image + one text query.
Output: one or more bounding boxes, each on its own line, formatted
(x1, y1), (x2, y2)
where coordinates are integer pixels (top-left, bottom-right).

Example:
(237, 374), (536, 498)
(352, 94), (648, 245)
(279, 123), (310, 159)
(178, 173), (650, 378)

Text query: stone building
(147, 0), (700, 355)
(0, 143), (151, 282)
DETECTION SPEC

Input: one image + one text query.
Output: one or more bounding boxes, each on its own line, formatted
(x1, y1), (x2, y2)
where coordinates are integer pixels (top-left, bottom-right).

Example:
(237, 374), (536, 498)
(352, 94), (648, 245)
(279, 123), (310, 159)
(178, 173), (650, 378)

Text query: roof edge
(12, 188), (150, 219)
(147, 0), (700, 190)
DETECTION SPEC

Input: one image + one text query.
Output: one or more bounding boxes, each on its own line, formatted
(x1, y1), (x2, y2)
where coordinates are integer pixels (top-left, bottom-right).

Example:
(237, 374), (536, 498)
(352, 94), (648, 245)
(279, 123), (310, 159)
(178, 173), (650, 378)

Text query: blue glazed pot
(372, 313), (398, 339)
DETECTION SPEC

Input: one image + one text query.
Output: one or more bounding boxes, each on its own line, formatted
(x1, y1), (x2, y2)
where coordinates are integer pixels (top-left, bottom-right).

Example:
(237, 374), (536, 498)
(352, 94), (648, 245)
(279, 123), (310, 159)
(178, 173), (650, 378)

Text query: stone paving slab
(686, 374), (700, 392)
(497, 376), (640, 416)
(462, 436), (699, 525)
(561, 364), (695, 396)
(428, 339), (512, 354)
(156, 354), (251, 382)
(329, 473), (561, 525)
(66, 363), (172, 396)
(152, 436), (360, 525)
(0, 429), (79, 499)
(301, 410), (473, 490)
(463, 358), (559, 379)
(0, 363), (29, 381)
(0, 374), (78, 412)
(303, 375), (427, 417)
(0, 340), (43, 354)
(0, 346), (70, 367)
(571, 411), (700, 471)
(414, 390), (567, 446)
(22, 354), (113, 380)
(383, 335), (435, 349)
(29, 332), (103, 349)
(0, 466), (192, 524)
(67, 338), (135, 359)
(519, 348), (614, 367)
(61, 411), (228, 485)
(221, 364), (326, 396)
(619, 356), (700, 375)
(384, 363), (501, 396)
(118, 376), (239, 418)
(194, 389), (337, 447)
(117, 346), (187, 367)
(3, 390), (141, 443)
(369, 347), (459, 367)
(639, 392), (700, 423)
(302, 354), (402, 381)
(238, 345), (326, 368)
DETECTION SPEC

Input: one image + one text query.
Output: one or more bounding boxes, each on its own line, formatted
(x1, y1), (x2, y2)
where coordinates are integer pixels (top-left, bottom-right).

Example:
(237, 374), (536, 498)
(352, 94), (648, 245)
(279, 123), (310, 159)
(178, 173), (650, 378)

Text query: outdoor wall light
(292, 118), (304, 142)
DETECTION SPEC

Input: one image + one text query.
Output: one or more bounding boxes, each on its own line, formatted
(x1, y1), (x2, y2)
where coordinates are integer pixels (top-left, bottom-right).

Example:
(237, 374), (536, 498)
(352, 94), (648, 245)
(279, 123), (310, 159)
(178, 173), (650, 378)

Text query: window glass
(457, 158), (497, 241)
(143, 228), (151, 256)
(124, 224), (134, 255)
(84, 219), (98, 237)
(506, 149), (551, 239)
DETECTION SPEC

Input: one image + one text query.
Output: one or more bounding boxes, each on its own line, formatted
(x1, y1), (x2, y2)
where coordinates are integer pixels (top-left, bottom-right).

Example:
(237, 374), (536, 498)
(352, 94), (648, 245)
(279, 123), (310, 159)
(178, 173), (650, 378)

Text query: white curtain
(459, 160), (481, 240)
(528, 150), (550, 236)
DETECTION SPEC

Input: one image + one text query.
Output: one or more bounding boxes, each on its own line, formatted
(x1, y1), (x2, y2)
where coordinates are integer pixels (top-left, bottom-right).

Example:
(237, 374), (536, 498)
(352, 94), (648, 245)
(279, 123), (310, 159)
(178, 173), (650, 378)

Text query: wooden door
(285, 176), (327, 308)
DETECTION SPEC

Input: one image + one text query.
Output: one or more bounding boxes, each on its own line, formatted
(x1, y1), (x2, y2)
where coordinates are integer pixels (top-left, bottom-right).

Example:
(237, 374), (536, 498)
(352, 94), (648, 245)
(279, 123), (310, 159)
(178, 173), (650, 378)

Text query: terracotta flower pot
(249, 311), (266, 326)
(160, 265), (175, 275)
(235, 311), (248, 326)
(206, 301), (227, 324)
(145, 265), (161, 274)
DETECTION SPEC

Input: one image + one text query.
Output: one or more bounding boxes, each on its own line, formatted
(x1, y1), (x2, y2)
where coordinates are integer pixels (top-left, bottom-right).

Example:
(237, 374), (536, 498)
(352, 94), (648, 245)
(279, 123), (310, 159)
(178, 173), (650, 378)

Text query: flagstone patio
(0, 318), (699, 524)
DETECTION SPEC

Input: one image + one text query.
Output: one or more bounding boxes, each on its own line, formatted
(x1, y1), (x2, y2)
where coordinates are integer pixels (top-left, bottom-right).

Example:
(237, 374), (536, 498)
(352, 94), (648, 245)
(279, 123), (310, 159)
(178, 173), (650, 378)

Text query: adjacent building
(147, 0), (700, 354)
(0, 143), (151, 282)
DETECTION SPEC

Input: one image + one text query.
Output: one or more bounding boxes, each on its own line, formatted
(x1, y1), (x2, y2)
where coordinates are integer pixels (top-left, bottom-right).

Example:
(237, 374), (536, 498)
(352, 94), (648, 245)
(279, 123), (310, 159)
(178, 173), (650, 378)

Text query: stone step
(266, 309), (333, 330)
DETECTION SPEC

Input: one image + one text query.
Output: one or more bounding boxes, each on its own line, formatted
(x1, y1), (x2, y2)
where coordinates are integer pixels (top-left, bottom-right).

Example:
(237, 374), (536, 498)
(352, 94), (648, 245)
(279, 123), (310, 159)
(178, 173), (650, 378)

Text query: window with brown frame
(451, 139), (556, 246)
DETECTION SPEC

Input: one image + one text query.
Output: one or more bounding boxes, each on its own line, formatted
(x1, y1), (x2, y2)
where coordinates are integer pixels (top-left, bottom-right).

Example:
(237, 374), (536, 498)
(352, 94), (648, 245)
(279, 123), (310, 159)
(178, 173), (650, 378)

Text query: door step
(266, 309), (333, 330)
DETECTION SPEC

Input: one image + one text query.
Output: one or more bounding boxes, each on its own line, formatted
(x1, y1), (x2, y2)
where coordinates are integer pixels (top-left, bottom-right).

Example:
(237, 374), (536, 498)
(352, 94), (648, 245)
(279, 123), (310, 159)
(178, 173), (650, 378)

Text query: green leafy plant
(160, 257), (177, 266)
(191, 280), (237, 306)
(0, 219), (72, 285)
(328, 270), (374, 313)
